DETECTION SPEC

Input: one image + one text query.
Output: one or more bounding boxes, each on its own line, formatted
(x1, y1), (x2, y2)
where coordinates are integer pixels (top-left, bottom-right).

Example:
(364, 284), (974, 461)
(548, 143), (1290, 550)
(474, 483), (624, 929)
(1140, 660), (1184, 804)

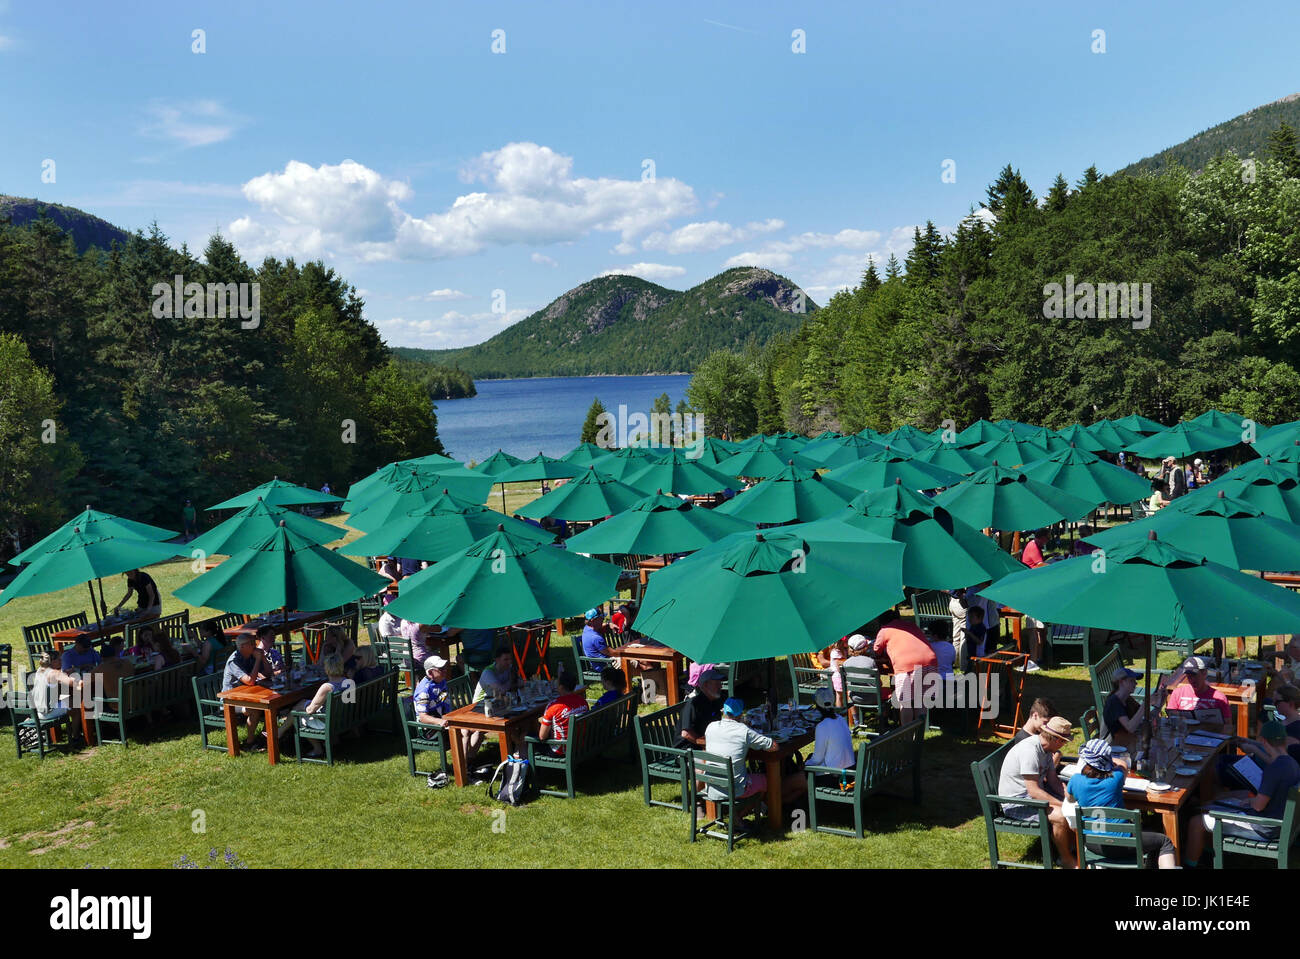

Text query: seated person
(474, 647), (519, 704)
(221, 636), (268, 748)
(30, 650), (75, 721)
(401, 617), (441, 669)
(703, 697), (805, 808)
(321, 625), (358, 674)
(351, 644), (384, 684)
(293, 654), (356, 757)
(1163, 656), (1230, 728)
(806, 687), (855, 785)
(413, 655), (453, 730)
(147, 632), (181, 671)
(1183, 721), (1300, 867)
(1102, 666), (1145, 746)
(675, 668), (725, 748)
(610, 603), (633, 636)
(377, 607), (403, 639)
(537, 671), (587, 756)
(91, 644), (133, 701)
(194, 622), (229, 676)
(997, 715), (1077, 868)
(687, 661), (720, 689)
(1273, 685), (1300, 763)
(580, 609), (610, 661)
(443, 626), (496, 672)
(59, 635), (102, 672)
(594, 666), (627, 708)
(113, 568), (162, 620)
(1014, 697), (1058, 743)
(1067, 739), (1177, 868)
(254, 625), (284, 679)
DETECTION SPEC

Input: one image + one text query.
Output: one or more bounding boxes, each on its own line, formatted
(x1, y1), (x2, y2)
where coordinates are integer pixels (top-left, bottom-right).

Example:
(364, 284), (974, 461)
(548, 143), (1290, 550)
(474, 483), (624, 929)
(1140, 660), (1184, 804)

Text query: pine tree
(860, 256), (882, 295)
(580, 396), (608, 445)
(885, 253), (902, 280)
(1045, 173), (1070, 212)
(651, 392), (673, 447)
(1267, 122), (1300, 179)
(904, 221), (944, 283)
(1075, 165), (1101, 191)
(756, 364), (783, 433)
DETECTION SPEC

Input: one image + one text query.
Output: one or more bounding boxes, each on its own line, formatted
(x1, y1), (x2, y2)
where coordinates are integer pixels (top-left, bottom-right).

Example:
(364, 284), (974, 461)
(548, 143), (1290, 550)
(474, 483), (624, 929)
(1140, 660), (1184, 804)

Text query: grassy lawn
(0, 493), (1190, 869)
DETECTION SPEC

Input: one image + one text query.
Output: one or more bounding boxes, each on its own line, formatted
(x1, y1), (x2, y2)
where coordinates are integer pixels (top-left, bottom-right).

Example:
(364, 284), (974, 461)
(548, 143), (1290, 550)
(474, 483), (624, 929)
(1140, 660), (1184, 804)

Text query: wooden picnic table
(1210, 682), (1256, 740)
(753, 726), (815, 829)
(218, 678), (323, 765)
(442, 698), (548, 787)
(616, 640), (684, 705)
(1117, 733), (1231, 859)
(51, 617), (137, 649)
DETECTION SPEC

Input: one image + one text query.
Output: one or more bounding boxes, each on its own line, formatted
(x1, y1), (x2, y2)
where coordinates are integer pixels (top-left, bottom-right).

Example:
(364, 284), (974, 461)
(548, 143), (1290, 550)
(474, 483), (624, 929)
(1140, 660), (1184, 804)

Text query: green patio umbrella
(994, 418), (1038, 433)
(855, 426), (885, 441)
(1086, 419), (1141, 452)
(173, 523), (389, 615)
(715, 442), (819, 478)
(0, 529), (183, 612)
(824, 446), (963, 491)
(1181, 472), (1300, 525)
(473, 449), (525, 476)
(347, 472), (457, 533)
(514, 466), (647, 521)
(411, 464), (495, 504)
(955, 419), (1010, 447)
(877, 424), (933, 455)
(1125, 422), (1240, 460)
(683, 436), (741, 468)
(1052, 424), (1108, 454)
(622, 449), (740, 496)
(1111, 414), (1165, 435)
(402, 452), (463, 469)
(803, 481), (1025, 589)
(10, 507), (178, 567)
(560, 442), (610, 467)
(341, 489), (555, 561)
(972, 428), (1051, 467)
(565, 490), (755, 556)
(1220, 451), (1300, 484)
(934, 462), (1096, 531)
(1084, 490), (1300, 572)
(713, 463), (859, 524)
(385, 525), (620, 628)
(1186, 409), (1252, 437)
(187, 498), (342, 556)
(797, 433), (888, 469)
(1017, 445), (1153, 508)
(734, 433), (808, 461)
(496, 452), (585, 485)
(1251, 424), (1300, 458)
(206, 477), (344, 511)
(586, 446), (657, 481)
(910, 439), (995, 476)
(982, 533), (1300, 640)
(635, 526), (905, 663)
(343, 462), (418, 512)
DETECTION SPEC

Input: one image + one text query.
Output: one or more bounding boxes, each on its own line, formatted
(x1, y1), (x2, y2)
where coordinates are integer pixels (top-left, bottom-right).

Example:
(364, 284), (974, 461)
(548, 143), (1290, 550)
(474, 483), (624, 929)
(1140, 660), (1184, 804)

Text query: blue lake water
(434, 374), (693, 465)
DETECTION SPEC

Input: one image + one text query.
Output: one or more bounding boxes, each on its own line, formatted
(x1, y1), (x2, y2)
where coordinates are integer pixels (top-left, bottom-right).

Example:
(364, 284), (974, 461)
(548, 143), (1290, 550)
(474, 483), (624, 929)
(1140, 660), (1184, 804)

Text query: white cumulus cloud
(599, 262), (687, 282)
(642, 217), (784, 254)
(531, 252), (558, 267)
(380, 308), (529, 349)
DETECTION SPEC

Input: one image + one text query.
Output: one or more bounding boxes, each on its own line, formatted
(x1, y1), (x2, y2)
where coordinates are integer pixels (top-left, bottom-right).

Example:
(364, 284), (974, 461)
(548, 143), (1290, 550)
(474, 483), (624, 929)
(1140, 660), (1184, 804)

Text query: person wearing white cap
(1156, 455), (1187, 502)
(413, 654), (453, 729)
(1162, 656), (1230, 728)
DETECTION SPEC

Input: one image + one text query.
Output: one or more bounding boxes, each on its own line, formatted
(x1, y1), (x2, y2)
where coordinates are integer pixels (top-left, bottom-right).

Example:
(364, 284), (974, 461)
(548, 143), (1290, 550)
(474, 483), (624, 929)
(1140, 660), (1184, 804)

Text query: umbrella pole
(500, 482), (507, 514)
(87, 581), (99, 624)
(96, 577), (108, 621)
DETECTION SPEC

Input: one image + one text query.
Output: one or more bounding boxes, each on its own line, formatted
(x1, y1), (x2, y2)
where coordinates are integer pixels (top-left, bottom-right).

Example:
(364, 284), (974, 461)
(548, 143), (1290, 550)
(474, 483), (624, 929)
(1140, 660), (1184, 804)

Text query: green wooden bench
(722, 658), (767, 698)
(1080, 705), (1101, 742)
(525, 688), (639, 798)
(94, 660), (199, 747)
(970, 737), (1057, 868)
(689, 750), (763, 852)
(570, 631), (627, 688)
(399, 673), (474, 776)
(1047, 623), (1091, 668)
(805, 717), (925, 838)
(191, 671), (228, 752)
(370, 629), (414, 688)
(22, 612), (88, 668)
(123, 610), (190, 650)
(290, 669), (399, 765)
(786, 652), (832, 706)
(633, 701), (691, 810)
(910, 589), (951, 637)
(1208, 786), (1300, 869)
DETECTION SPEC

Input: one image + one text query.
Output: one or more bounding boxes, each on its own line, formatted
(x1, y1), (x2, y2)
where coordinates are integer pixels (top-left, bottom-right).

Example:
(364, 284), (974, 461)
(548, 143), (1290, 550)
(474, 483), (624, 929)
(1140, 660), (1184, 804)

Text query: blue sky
(2, 0), (1298, 349)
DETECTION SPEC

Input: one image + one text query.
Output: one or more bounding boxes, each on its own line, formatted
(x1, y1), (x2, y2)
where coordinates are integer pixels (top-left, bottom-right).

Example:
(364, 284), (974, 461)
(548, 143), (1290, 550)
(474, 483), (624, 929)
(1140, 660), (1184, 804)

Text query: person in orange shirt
(1019, 529), (1050, 671)
(873, 609), (937, 723)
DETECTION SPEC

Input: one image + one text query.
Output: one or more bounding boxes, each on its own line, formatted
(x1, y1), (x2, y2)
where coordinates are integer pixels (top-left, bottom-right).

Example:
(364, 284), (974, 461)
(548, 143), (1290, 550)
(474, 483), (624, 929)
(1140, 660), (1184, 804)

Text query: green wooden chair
(21, 612), (88, 669)
(524, 688), (639, 798)
(0, 644), (11, 716)
(398, 674), (474, 776)
(1077, 807), (1146, 869)
(633, 701), (691, 810)
(1207, 786), (1300, 869)
(722, 658), (767, 698)
(786, 652), (832, 706)
(970, 738), (1057, 868)
(1048, 623), (1090, 668)
(910, 589), (951, 637)
(842, 664), (887, 734)
(570, 644), (617, 689)
(805, 717), (924, 838)
(1080, 705), (1101, 743)
(689, 750), (763, 852)
(191, 671), (228, 751)
(11, 692), (76, 759)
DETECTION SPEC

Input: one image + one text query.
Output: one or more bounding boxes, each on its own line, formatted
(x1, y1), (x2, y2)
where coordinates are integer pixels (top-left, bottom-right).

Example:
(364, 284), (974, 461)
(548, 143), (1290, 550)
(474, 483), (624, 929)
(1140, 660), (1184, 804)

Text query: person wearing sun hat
(1067, 738), (1177, 868)
(998, 714), (1077, 867)
(1182, 720), (1300, 867)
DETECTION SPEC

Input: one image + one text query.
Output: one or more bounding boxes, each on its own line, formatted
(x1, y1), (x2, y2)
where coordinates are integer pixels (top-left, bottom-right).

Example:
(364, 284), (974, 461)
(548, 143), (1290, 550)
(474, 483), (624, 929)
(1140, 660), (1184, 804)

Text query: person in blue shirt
(221, 636), (268, 749)
(1067, 739), (1176, 868)
(413, 655), (452, 728)
(580, 609), (609, 660)
(59, 636), (102, 672)
(594, 666), (626, 708)
(254, 625), (284, 680)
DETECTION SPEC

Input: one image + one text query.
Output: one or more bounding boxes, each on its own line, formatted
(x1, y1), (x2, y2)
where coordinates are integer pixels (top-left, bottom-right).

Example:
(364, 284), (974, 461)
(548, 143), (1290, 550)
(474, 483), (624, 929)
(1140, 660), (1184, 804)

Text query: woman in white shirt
(806, 687), (856, 785)
(30, 650), (74, 720)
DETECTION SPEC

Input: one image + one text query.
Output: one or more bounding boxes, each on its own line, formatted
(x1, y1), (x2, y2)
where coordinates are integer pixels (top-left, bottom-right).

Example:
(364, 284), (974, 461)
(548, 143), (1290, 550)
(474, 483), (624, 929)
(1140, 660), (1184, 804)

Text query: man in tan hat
(997, 714), (1077, 867)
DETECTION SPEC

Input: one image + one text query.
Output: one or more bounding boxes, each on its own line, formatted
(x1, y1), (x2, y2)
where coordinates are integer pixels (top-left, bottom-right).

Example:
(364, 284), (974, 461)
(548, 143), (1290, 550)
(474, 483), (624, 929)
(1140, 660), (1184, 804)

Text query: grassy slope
(1, 497), (1185, 869)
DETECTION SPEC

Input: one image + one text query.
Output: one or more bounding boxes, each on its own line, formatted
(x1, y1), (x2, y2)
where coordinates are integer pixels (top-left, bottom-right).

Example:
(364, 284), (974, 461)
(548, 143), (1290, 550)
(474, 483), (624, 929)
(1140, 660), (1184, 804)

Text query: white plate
(1146, 782), (1173, 792)
(1174, 766), (1199, 776)
(1181, 752), (1205, 762)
